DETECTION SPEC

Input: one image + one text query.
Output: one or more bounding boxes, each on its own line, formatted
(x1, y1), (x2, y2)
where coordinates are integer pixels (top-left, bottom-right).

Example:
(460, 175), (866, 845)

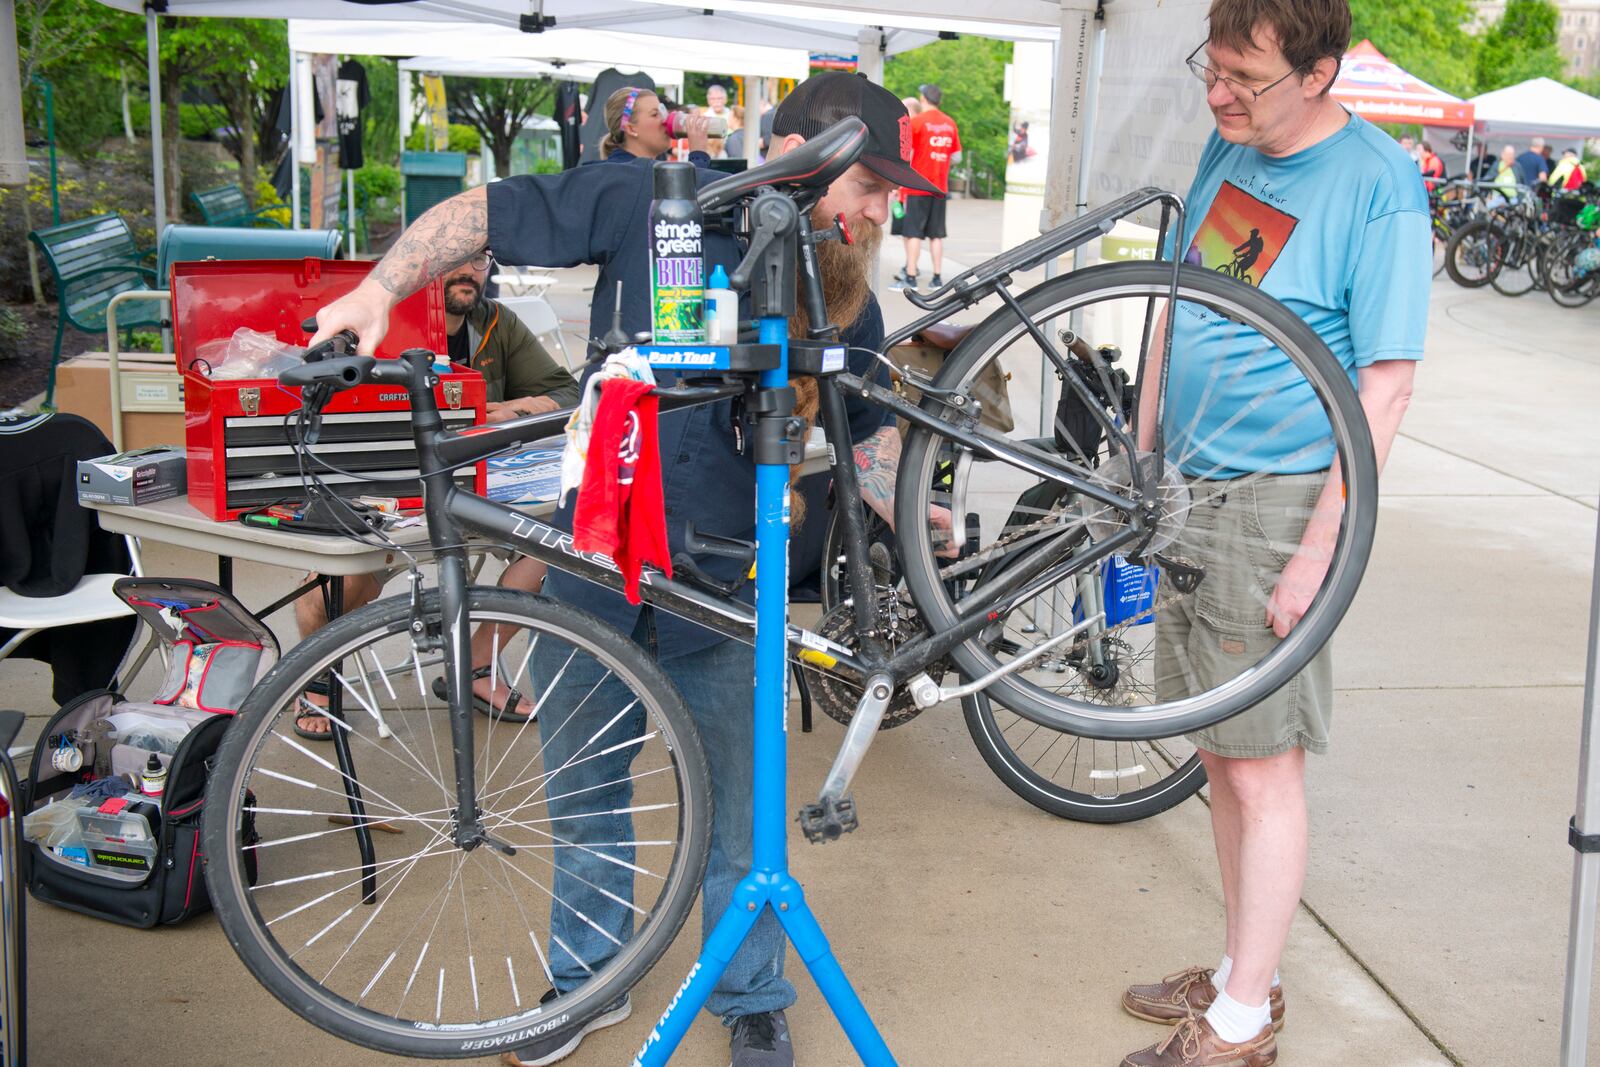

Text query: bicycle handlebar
(280, 353), (416, 390)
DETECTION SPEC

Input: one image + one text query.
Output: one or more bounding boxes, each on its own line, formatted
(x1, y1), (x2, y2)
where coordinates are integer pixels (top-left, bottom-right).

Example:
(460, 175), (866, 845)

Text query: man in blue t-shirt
(1117, 2), (1426, 1065)
(1516, 137), (1550, 187)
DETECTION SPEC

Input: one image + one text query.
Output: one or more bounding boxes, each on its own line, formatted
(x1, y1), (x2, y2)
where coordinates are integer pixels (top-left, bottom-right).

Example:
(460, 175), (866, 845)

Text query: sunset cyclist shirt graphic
(1183, 180), (1300, 287)
(1164, 117), (1431, 477)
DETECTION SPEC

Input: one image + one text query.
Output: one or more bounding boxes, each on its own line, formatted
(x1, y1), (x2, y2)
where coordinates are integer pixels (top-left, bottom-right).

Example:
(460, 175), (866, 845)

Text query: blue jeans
(532, 607), (795, 1024)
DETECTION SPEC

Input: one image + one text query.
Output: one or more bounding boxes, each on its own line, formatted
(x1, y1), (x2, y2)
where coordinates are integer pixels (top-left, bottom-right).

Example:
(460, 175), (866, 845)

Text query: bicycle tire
(1444, 218), (1503, 288)
(202, 588), (711, 1059)
(1490, 227), (1540, 296)
(1543, 231), (1600, 308)
(893, 262), (1378, 741)
(962, 691), (1207, 822)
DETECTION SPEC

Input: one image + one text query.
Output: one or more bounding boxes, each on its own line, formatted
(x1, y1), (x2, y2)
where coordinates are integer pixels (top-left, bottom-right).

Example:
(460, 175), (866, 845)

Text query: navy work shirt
(486, 153), (891, 659)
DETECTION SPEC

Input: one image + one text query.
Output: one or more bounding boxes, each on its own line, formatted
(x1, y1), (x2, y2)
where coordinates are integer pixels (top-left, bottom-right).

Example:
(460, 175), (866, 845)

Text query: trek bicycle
(201, 118), (1378, 1057)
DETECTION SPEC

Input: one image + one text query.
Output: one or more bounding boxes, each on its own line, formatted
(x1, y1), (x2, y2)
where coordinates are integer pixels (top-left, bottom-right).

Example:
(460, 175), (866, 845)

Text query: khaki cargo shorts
(1154, 472), (1333, 758)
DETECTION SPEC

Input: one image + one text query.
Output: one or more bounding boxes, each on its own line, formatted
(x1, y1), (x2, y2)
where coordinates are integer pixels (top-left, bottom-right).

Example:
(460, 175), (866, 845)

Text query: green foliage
(1349, 0), (1478, 98)
(406, 123), (483, 154)
(0, 308), (27, 361)
(29, 75), (124, 167)
(531, 157), (563, 175)
(1475, 0), (1565, 92)
(448, 76), (555, 176)
(253, 180), (291, 227)
(125, 331), (164, 353)
(884, 38), (1013, 198)
(354, 164), (402, 226)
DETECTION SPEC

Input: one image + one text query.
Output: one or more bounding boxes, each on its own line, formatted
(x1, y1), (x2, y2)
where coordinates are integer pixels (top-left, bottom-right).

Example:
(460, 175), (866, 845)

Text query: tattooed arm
(853, 425), (957, 556)
(309, 187), (489, 355)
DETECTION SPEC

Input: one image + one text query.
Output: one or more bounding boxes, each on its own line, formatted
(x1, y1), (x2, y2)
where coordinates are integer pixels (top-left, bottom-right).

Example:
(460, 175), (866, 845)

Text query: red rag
(571, 378), (672, 604)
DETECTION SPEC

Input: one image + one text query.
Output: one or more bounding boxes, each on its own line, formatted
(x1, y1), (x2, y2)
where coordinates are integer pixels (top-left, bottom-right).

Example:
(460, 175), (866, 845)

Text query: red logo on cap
(898, 115), (913, 163)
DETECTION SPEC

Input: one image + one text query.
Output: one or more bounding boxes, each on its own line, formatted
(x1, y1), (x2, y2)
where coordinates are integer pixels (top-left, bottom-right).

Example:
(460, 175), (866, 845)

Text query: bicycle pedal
(798, 796), (859, 844)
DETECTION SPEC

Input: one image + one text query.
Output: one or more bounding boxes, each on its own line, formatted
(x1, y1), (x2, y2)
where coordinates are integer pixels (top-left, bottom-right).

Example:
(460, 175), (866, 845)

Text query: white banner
(1089, 0), (1213, 220)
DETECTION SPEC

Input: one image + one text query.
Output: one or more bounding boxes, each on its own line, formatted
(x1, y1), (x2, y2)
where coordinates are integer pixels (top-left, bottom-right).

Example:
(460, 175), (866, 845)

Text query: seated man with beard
(292, 251), (579, 737)
(308, 71), (940, 1067)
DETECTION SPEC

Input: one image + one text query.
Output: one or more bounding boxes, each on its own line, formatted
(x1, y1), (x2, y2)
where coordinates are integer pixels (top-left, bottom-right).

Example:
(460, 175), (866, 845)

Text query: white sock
(1204, 988), (1271, 1044)
(1213, 956), (1279, 993)
(1212, 955), (1232, 993)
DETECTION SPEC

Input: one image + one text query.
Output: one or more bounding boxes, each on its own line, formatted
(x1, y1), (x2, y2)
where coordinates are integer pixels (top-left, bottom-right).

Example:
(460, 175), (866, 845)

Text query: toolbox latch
(240, 387), (260, 417)
(443, 381), (463, 410)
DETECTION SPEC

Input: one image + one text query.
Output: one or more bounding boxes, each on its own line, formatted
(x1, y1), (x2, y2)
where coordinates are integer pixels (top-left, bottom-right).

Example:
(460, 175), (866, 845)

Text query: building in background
(1475, 0), (1600, 77)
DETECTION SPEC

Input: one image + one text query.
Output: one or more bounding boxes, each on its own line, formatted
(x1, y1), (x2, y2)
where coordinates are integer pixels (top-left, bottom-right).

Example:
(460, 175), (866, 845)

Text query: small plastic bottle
(140, 753), (167, 803)
(704, 265), (738, 345)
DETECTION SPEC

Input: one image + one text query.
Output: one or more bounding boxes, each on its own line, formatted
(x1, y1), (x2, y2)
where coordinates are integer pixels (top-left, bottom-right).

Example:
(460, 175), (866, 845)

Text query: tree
(884, 37), (1013, 197)
(447, 77), (555, 178)
(1475, 0), (1565, 92)
(1349, 0), (1478, 98)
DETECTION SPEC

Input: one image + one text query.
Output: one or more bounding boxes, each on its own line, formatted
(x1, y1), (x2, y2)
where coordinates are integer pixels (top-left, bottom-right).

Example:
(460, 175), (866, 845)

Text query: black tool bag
(22, 579), (275, 928)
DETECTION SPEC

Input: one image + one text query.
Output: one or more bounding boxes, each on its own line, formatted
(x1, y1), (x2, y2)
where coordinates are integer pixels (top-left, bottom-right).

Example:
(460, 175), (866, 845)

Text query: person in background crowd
(1516, 136), (1549, 186)
(1549, 147), (1587, 191)
(889, 97), (924, 238)
(1492, 144), (1521, 203)
(597, 86), (710, 164)
(1398, 132), (1421, 164)
(1118, 0), (1426, 1063)
(706, 82), (730, 119)
(891, 82), (961, 291)
(292, 251), (579, 736)
(1418, 139), (1445, 192)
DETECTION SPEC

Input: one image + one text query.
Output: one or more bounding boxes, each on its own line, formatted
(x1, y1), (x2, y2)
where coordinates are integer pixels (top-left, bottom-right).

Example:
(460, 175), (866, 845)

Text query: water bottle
(664, 111), (729, 139)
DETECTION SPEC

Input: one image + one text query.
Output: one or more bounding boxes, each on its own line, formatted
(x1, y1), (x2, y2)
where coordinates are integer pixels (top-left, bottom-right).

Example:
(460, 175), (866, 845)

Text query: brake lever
(301, 316), (358, 363)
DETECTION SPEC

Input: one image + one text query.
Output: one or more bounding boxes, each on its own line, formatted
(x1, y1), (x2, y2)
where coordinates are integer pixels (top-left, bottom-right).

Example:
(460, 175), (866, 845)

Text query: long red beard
(786, 212), (882, 523)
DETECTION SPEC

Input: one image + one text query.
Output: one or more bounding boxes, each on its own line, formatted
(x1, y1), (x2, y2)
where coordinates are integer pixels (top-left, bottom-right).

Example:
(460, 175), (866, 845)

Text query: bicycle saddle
(698, 117), (868, 213)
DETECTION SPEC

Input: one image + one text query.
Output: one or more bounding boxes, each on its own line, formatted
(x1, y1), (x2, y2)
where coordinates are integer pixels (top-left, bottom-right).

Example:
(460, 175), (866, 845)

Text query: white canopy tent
(1470, 76), (1600, 141)
(397, 56), (683, 86)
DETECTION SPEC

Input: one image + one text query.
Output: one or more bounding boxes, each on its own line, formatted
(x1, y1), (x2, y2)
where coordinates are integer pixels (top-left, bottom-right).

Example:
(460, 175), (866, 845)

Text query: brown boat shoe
(1119, 1014), (1277, 1067)
(1122, 967), (1284, 1031)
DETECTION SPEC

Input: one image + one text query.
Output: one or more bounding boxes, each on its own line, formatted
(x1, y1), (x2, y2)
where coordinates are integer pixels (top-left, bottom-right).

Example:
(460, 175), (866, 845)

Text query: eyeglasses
(1185, 43), (1300, 102)
(467, 253), (492, 270)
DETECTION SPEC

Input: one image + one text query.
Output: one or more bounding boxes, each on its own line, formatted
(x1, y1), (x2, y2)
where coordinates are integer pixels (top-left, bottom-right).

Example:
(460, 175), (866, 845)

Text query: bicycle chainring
(804, 592), (945, 729)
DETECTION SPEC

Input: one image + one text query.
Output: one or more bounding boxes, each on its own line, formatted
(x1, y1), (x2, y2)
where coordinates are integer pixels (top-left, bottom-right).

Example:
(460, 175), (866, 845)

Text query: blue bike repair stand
(631, 194), (896, 1067)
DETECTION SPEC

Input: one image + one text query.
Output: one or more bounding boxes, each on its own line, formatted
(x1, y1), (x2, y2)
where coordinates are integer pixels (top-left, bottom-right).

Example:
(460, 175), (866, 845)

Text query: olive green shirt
(454, 298), (580, 407)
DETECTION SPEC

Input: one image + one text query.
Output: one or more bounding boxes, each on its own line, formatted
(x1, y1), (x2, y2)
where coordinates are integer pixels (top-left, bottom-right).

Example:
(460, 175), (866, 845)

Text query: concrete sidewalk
(6, 197), (1600, 1065)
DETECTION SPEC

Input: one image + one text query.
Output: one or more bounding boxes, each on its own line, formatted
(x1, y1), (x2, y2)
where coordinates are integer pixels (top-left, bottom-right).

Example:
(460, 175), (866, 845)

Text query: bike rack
(630, 185), (896, 1064)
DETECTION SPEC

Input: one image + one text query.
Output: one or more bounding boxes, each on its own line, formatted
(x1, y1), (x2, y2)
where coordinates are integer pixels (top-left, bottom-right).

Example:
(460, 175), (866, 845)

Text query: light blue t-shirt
(1163, 112), (1430, 478)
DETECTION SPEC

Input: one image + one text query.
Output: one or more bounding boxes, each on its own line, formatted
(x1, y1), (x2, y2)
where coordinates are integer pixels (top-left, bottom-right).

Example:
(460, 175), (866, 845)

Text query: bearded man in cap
(311, 70), (940, 1067)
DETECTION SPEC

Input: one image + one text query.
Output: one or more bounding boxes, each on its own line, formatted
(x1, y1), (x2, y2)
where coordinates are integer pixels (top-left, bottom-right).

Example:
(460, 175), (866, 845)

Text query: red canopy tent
(1331, 40), (1475, 129)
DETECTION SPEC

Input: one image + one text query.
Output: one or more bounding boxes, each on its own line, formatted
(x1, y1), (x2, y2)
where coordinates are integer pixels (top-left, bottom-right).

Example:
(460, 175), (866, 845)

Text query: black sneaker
(729, 1010), (793, 1066)
(929, 273), (943, 287)
(889, 269), (917, 290)
(500, 989), (632, 1067)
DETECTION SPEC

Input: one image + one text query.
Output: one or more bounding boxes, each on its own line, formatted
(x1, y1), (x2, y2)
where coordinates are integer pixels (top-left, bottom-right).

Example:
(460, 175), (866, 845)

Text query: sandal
(294, 680), (336, 742)
(431, 665), (534, 723)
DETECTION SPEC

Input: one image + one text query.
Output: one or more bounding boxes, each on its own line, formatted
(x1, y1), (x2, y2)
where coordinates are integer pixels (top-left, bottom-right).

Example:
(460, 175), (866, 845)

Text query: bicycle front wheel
(1444, 218), (1504, 288)
(202, 588), (710, 1058)
(894, 262), (1377, 741)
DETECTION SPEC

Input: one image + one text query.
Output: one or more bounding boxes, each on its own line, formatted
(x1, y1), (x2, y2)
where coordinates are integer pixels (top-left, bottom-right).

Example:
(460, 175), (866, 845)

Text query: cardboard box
(53, 351), (186, 451)
(76, 446), (187, 507)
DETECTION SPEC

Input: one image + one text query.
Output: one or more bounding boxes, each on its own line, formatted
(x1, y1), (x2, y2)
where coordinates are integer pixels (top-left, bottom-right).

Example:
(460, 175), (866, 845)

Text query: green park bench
(28, 213), (162, 405)
(189, 183), (286, 228)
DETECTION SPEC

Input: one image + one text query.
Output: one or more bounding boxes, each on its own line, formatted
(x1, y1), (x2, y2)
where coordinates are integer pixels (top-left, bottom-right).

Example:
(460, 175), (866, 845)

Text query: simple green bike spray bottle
(649, 162), (707, 344)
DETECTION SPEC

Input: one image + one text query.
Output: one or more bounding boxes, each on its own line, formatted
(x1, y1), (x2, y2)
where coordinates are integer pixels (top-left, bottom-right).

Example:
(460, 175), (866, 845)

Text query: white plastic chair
(0, 534), (161, 697)
(499, 293), (576, 370)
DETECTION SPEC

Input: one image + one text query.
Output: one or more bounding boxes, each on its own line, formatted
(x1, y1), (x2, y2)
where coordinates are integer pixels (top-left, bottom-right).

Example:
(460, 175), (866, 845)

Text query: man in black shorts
(892, 83), (961, 290)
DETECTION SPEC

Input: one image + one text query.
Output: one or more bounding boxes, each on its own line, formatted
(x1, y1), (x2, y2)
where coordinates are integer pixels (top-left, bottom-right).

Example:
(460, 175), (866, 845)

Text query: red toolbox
(173, 259), (486, 519)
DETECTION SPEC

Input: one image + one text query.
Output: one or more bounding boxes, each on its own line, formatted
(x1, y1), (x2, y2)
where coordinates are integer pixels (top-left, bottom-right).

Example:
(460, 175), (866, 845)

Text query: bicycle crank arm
(906, 613), (1104, 709)
(800, 673), (892, 844)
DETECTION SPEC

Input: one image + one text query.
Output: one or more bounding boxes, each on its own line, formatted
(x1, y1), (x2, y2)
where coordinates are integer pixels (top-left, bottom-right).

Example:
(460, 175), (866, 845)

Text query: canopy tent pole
(745, 76), (765, 167)
(147, 11), (166, 234)
(289, 44), (301, 229)
(1560, 483), (1600, 1067)
(0, 2), (26, 186)
(856, 27), (884, 84)
(1465, 125), (1476, 180)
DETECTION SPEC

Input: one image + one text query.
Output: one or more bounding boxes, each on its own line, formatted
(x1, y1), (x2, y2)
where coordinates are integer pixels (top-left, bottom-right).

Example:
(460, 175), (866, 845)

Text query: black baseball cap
(771, 72), (942, 196)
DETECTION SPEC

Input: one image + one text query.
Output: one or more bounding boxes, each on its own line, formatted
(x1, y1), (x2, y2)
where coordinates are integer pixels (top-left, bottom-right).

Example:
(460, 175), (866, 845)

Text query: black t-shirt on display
(336, 59), (370, 170)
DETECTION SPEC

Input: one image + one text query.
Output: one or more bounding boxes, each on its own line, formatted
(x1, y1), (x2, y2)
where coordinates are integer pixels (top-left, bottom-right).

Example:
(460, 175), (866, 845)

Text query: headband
(619, 88), (643, 135)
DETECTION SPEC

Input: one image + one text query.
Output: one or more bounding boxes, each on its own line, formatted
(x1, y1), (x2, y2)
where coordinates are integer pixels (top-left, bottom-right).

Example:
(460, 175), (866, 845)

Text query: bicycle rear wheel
(202, 588), (710, 1058)
(894, 262), (1377, 742)
(1444, 218), (1504, 288)
(1490, 227), (1540, 296)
